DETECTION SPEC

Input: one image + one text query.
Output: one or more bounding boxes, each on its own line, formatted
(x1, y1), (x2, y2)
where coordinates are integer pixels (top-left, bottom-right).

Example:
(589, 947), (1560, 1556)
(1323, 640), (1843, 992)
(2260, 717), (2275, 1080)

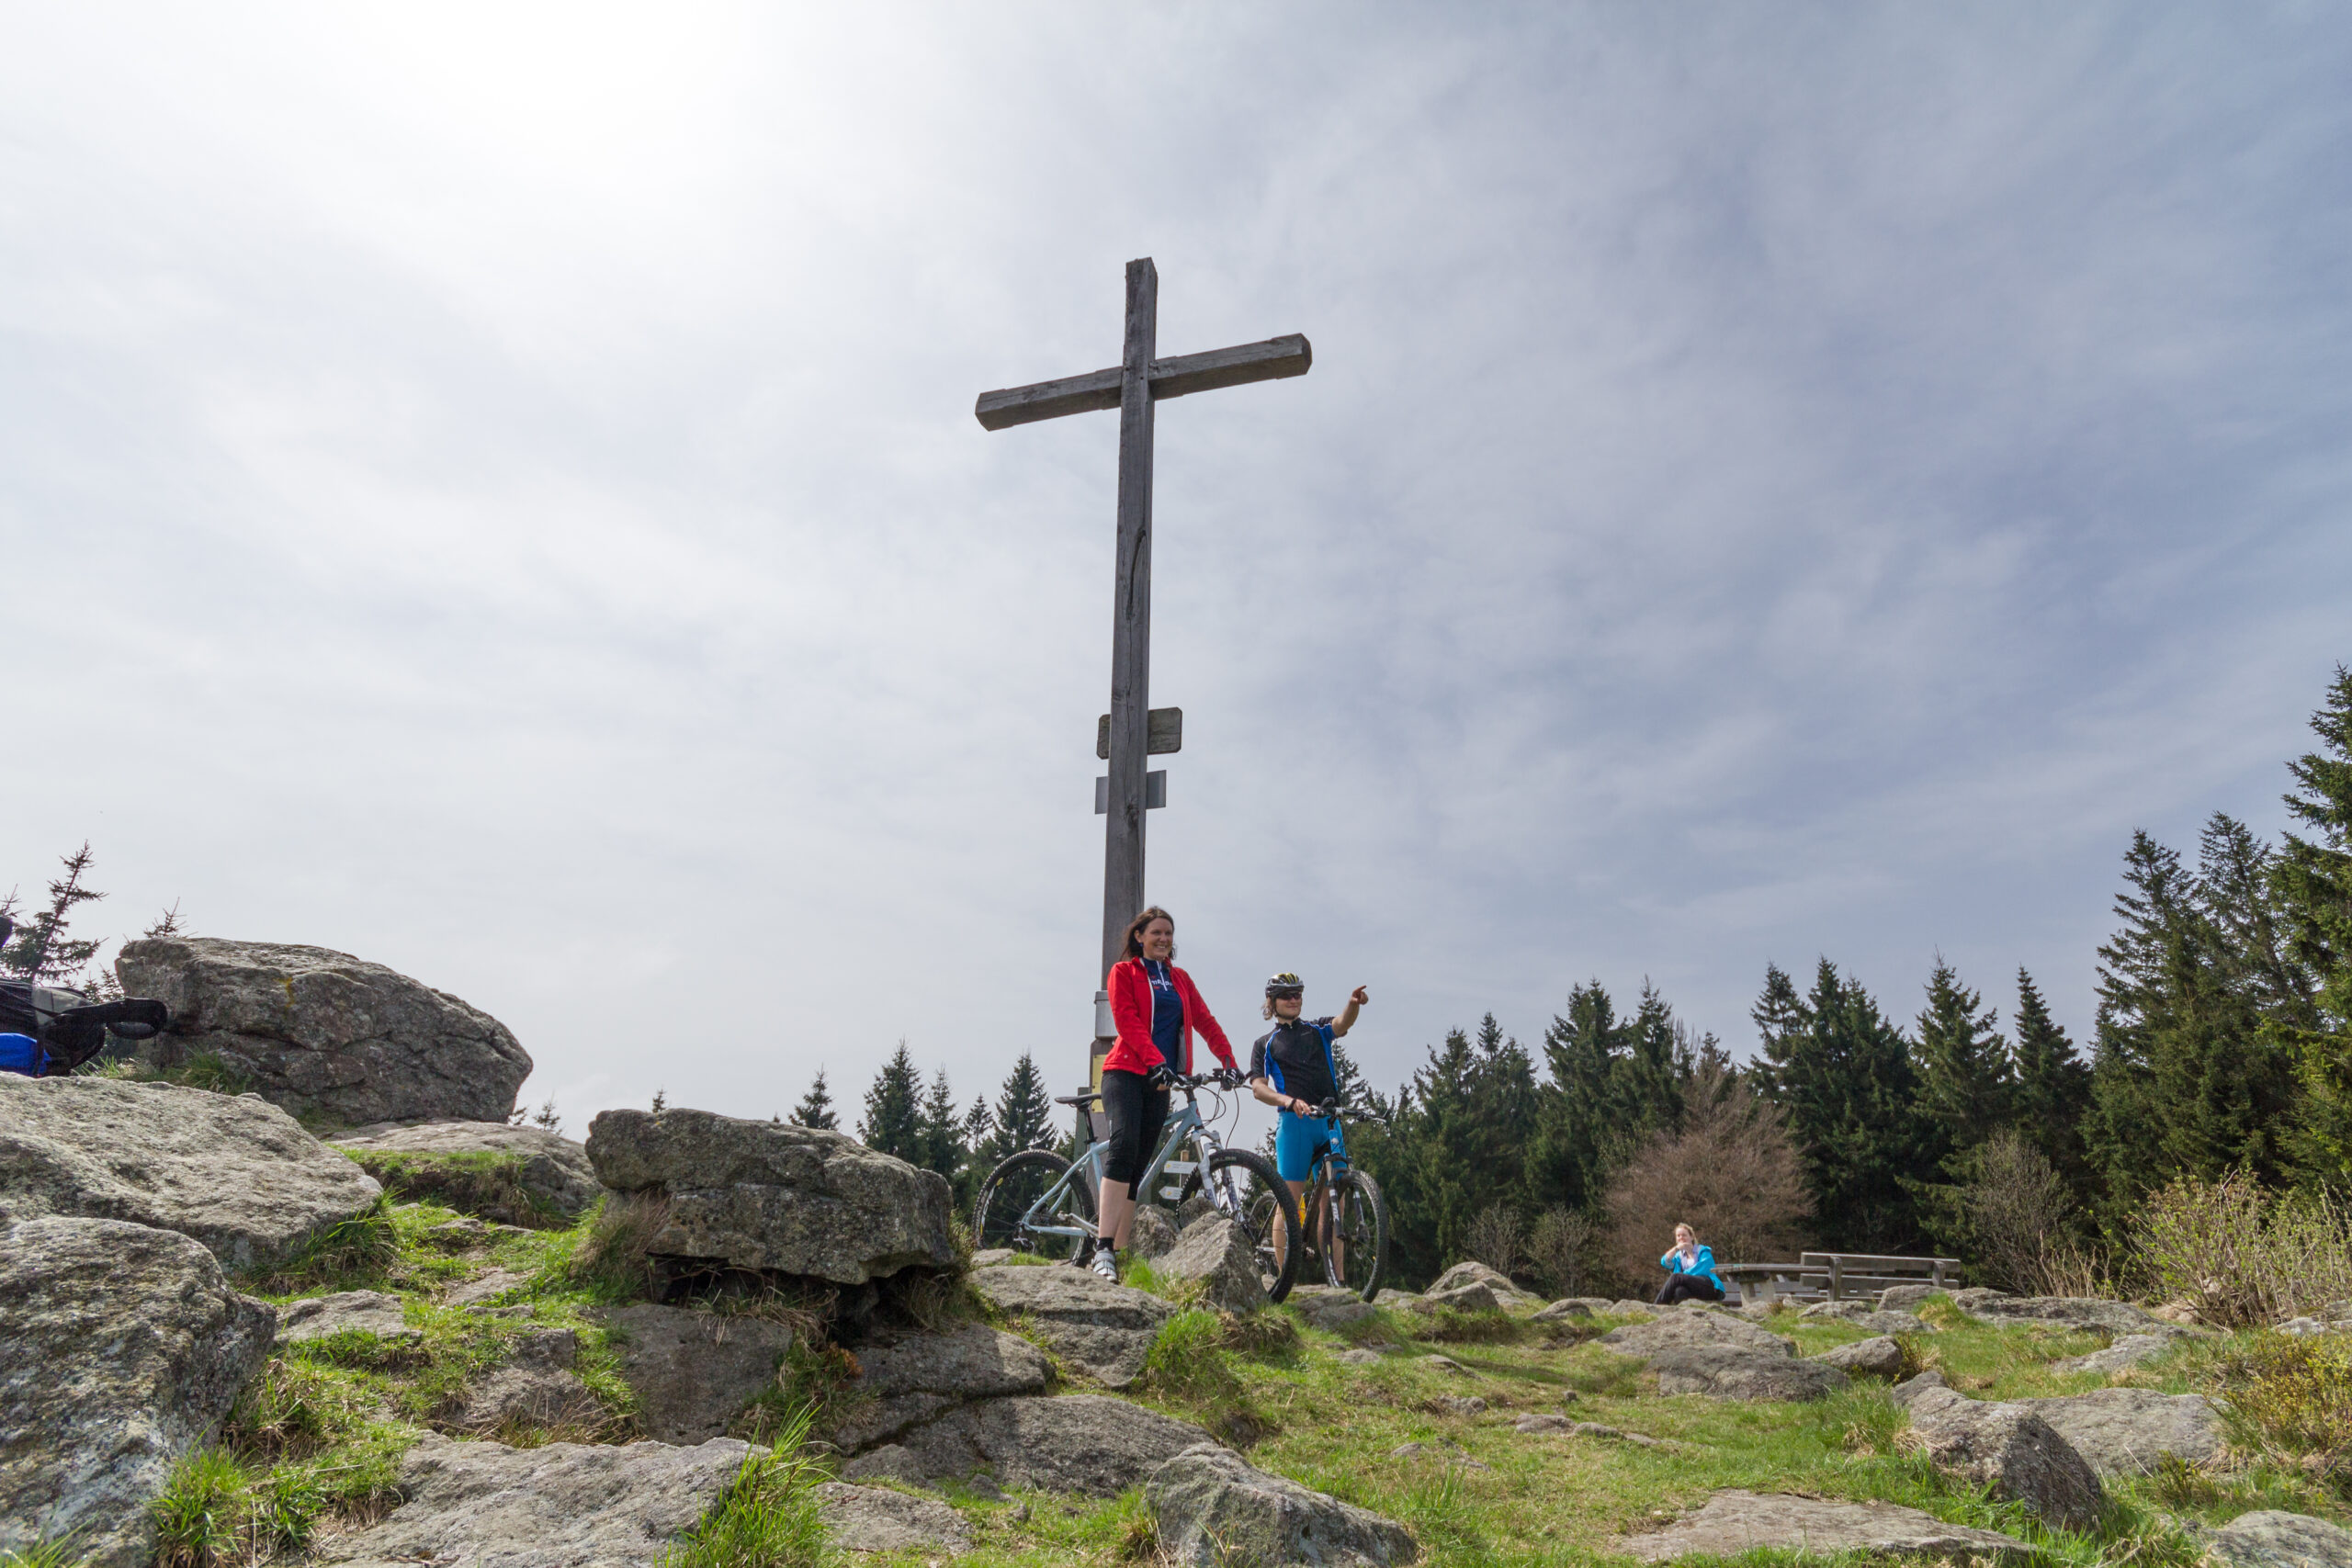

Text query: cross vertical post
(1102, 258), (1158, 987)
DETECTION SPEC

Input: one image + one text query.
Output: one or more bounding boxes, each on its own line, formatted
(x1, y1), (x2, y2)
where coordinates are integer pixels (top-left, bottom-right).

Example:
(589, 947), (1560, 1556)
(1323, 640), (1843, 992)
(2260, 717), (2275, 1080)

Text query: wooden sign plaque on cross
(976, 257), (1310, 1107)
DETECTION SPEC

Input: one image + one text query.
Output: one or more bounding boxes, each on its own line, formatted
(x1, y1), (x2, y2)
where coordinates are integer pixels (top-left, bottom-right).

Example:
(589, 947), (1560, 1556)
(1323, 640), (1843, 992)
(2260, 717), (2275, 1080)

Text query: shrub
(2215, 1332), (2352, 1479)
(1600, 1077), (1809, 1288)
(2131, 1171), (2352, 1326)
(1463, 1204), (1524, 1278)
(1526, 1207), (1597, 1299)
(1953, 1128), (2086, 1295)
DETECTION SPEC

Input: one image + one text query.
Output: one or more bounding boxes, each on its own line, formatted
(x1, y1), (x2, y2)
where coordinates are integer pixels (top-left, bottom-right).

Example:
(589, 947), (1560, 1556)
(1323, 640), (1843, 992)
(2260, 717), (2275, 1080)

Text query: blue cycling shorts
(1273, 1110), (1346, 1183)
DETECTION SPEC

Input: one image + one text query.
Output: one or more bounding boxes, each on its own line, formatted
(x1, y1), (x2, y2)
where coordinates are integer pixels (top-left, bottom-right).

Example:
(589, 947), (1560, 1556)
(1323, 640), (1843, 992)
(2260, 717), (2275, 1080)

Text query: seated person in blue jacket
(1656, 1222), (1725, 1305)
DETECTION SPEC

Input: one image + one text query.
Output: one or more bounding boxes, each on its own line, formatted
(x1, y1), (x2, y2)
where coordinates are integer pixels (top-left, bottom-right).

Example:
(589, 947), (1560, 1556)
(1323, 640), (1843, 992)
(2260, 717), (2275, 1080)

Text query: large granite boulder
(1599, 1311), (1794, 1359)
(823, 1324), (1051, 1450)
(317, 1433), (748, 1566)
(603, 1303), (797, 1444)
(892, 1393), (1213, 1495)
(586, 1110), (954, 1285)
(817, 1482), (975, 1555)
(1650, 1345), (1847, 1402)
(1899, 1384), (2103, 1530)
(1427, 1260), (1539, 1306)
(2204, 1510), (2352, 1568)
(334, 1121), (601, 1224)
(1294, 1285), (1378, 1331)
(1148, 1442), (1419, 1566)
(1810, 1335), (1905, 1378)
(118, 938), (530, 1127)
(969, 1262), (1175, 1386)
(0, 1217), (277, 1568)
(1158, 1215), (1270, 1314)
(1616, 1490), (2028, 1562)
(0, 1075), (383, 1271)
(2013, 1387), (2225, 1475)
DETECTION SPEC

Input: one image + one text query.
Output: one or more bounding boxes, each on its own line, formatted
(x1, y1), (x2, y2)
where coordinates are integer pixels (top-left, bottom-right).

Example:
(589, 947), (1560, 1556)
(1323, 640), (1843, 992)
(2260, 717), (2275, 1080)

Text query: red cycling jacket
(1102, 957), (1238, 1078)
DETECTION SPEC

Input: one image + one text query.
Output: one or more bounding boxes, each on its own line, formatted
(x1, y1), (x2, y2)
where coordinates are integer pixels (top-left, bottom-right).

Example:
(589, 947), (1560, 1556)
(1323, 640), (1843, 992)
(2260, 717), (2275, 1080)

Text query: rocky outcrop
(1599, 1311), (1794, 1359)
(1531, 1299), (1593, 1323)
(2013, 1387), (2225, 1475)
(118, 938), (530, 1127)
(2203, 1509), (2352, 1567)
(1963, 1294), (2180, 1337)
(1426, 1260), (1539, 1306)
(586, 1111), (955, 1285)
(0, 1217), (276, 1568)
(317, 1432), (748, 1566)
(1650, 1346), (1848, 1402)
(603, 1304), (797, 1445)
(277, 1290), (417, 1346)
(1879, 1284), (1942, 1313)
(1810, 1335), (1905, 1378)
(1159, 1215), (1270, 1314)
(1294, 1286), (1378, 1330)
(1410, 1280), (1504, 1314)
(334, 1121), (601, 1223)
(817, 1482), (975, 1555)
(1900, 1384), (2103, 1530)
(0, 1075), (383, 1272)
(1797, 1301), (1931, 1334)
(1148, 1442), (1419, 1567)
(892, 1393), (1213, 1495)
(1129, 1206), (1180, 1259)
(824, 1324), (1052, 1450)
(969, 1263), (1174, 1387)
(1616, 1490), (2028, 1562)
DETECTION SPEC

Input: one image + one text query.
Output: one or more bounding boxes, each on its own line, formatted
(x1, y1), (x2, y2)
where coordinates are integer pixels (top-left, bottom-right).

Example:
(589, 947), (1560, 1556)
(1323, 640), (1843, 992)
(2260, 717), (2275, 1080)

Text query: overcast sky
(5, 5), (2347, 1144)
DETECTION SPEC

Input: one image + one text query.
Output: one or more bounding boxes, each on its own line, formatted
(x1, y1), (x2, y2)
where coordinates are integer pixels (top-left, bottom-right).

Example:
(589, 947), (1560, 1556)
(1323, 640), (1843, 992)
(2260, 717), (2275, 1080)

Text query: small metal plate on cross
(1097, 707), (1182, 760)
(1094, 771), (1166, 814)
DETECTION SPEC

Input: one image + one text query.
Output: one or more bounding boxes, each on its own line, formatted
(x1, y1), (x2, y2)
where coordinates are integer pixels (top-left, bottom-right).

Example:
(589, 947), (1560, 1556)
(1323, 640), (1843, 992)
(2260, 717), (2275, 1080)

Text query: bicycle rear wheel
(974, 1149), (1095, 1261)
(1203, 1148), (1303, 1303)
(1317, 1168), (1388, 1302)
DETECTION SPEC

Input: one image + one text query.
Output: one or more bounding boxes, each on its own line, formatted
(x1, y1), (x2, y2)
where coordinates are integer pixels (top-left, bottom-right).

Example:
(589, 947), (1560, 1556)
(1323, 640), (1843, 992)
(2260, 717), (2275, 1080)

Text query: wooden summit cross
(976, 257), (1310, 1090)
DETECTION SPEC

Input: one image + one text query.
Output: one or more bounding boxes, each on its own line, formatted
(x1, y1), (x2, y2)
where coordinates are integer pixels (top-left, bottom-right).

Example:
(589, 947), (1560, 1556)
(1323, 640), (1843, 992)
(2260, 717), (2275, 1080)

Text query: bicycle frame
(1011, 1084), (1238, 1247)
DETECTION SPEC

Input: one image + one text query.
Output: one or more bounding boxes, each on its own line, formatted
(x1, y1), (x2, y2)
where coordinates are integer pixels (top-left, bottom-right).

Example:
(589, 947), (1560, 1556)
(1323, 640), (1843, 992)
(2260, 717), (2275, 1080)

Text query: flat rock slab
(0, 1075), (383, 1272)
(2054, 1334), (2172, 1374)
(1293, 1286), (1377, 1331)
(451, 1329), (600, 1433)
(896, 1393), (1211, 1495)
(1966, 1294), (2177, 1337)
(587, 1110), (955, 1285)
(1600, 1311), (1794, 1359)
(603, 1303), (797, 1444)
(0, 1216), (277, 1568)
(1149, 1442), (1419, 1567)
(817, 1482), (975, 1555)
(970, 1263), (1174, 1387)
(1799, 1303), (1932, 1335)
(447, 1267), (531, 1308)
(334, 1121), (601, 1222)
(1337, 1348), (1384, 1366)
(1652, 1346), (1847, 1402)
(1810, 1336), (1905, 1378)
(118, 936), (530, 1126)
(278, 1290), (416, 1346)
(1617, 1490), (2030, 1562)
(2204, 1509), (2352, 1568)
(1159, 1215), (1269, 1314)
(319, 1433), (748, 1567)
(2013, 1387), (2224, 1475)
(827, 1324), (1051, 1450)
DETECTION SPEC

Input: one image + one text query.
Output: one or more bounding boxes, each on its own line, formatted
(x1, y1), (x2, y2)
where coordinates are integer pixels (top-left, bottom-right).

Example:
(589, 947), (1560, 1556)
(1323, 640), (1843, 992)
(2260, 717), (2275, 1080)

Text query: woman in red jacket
(1091, 905), (1239, 1279)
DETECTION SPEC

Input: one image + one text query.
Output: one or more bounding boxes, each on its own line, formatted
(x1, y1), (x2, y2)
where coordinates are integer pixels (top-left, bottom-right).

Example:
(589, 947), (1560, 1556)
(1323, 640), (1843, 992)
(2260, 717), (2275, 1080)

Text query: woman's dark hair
(1121, 906), (1177, 961)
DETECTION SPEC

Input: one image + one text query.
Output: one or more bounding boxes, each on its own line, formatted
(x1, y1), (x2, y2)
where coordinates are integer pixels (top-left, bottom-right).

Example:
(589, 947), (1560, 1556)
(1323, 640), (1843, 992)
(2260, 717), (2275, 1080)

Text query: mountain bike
(1294, 1099), (1388, 1302)
(972, 1069), (1304, 1303)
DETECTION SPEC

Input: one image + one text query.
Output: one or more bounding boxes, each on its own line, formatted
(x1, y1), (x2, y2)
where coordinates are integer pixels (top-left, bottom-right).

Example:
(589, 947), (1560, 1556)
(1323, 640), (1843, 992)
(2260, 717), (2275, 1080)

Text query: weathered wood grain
(974, 335), (1312, 430)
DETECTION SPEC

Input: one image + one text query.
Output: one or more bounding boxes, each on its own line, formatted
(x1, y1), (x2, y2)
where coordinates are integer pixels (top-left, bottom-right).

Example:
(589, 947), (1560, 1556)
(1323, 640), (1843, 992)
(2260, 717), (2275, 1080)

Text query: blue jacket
(1660, 1243), (1723, 1292)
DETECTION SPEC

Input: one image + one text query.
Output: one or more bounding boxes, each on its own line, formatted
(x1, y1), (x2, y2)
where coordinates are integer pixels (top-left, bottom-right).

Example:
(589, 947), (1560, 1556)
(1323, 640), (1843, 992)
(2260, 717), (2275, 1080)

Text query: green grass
(662, 1409), (831, 1568)
(0, 1540), (96, 1568)
(335, 1146), (569, 1229)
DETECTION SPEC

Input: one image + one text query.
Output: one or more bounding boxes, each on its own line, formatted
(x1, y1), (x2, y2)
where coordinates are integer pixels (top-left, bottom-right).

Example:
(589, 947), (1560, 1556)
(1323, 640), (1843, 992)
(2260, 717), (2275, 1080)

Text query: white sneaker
(1089, 1244), (1119, 1282)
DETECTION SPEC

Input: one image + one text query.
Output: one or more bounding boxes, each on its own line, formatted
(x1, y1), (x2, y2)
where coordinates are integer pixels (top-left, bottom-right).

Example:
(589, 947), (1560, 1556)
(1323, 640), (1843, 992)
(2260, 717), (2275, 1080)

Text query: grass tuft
(0, 1540), (95, 1568)
(150, 1448), (249, 1568)
(661, 1407), (831, 1568)
(569, 1193), (670, 1303)
(245, 1199), (401, 1294)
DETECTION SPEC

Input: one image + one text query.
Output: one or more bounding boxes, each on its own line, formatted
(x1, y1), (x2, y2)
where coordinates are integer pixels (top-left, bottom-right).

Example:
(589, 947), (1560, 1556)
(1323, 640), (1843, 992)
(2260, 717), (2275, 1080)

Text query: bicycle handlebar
(1053, 1068), (1241, 1110)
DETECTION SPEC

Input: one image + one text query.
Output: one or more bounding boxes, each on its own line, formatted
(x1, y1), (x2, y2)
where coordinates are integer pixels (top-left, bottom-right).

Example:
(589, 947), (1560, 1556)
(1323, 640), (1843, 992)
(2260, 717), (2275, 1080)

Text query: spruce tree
(858, 1041), (924, 1162)
(2273, 665), (2352, 1178)
(791, 1068), (841, 1131)
(979, 1052), (1057, 1165)
(1528, 981), (1628, 1213)
(1, 843), (106, 984)
(1614, 982), (1688, 1136)
(1753, 960), (1920, 1250)
(915, 1068), (967, 1185)
(2009, 968), (2091, 1188)
(1911, 957), (2013, 1163)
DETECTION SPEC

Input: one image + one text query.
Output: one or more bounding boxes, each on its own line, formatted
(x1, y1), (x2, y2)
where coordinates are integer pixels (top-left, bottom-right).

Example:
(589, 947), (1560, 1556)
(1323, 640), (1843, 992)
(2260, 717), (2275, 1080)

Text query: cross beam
(976, 257), (1310, 1068)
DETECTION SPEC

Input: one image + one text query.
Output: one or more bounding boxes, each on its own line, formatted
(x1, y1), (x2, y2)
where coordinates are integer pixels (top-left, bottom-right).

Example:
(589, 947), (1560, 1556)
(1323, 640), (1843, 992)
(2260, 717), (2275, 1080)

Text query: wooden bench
(1718, 1252), (1962, 1307)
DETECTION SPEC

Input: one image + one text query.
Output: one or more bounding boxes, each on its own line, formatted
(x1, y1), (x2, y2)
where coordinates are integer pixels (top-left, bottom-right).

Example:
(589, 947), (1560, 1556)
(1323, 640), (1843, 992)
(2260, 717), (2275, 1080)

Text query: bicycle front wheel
(974, 1149), (1095, 1261)
(1203, 1148), (1303, 1303)
(1317, 1168), (1389, 1302)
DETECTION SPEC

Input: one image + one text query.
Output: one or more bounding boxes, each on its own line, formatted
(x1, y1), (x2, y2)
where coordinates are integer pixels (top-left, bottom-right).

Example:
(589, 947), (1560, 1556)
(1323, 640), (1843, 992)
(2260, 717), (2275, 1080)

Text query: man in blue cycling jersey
(1248, 972), (1367, 1272)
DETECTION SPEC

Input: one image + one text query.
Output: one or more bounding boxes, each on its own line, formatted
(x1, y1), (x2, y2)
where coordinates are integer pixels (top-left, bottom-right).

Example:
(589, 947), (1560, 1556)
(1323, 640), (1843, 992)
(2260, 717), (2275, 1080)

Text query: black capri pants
(1099, 1067), (1170, 1189)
